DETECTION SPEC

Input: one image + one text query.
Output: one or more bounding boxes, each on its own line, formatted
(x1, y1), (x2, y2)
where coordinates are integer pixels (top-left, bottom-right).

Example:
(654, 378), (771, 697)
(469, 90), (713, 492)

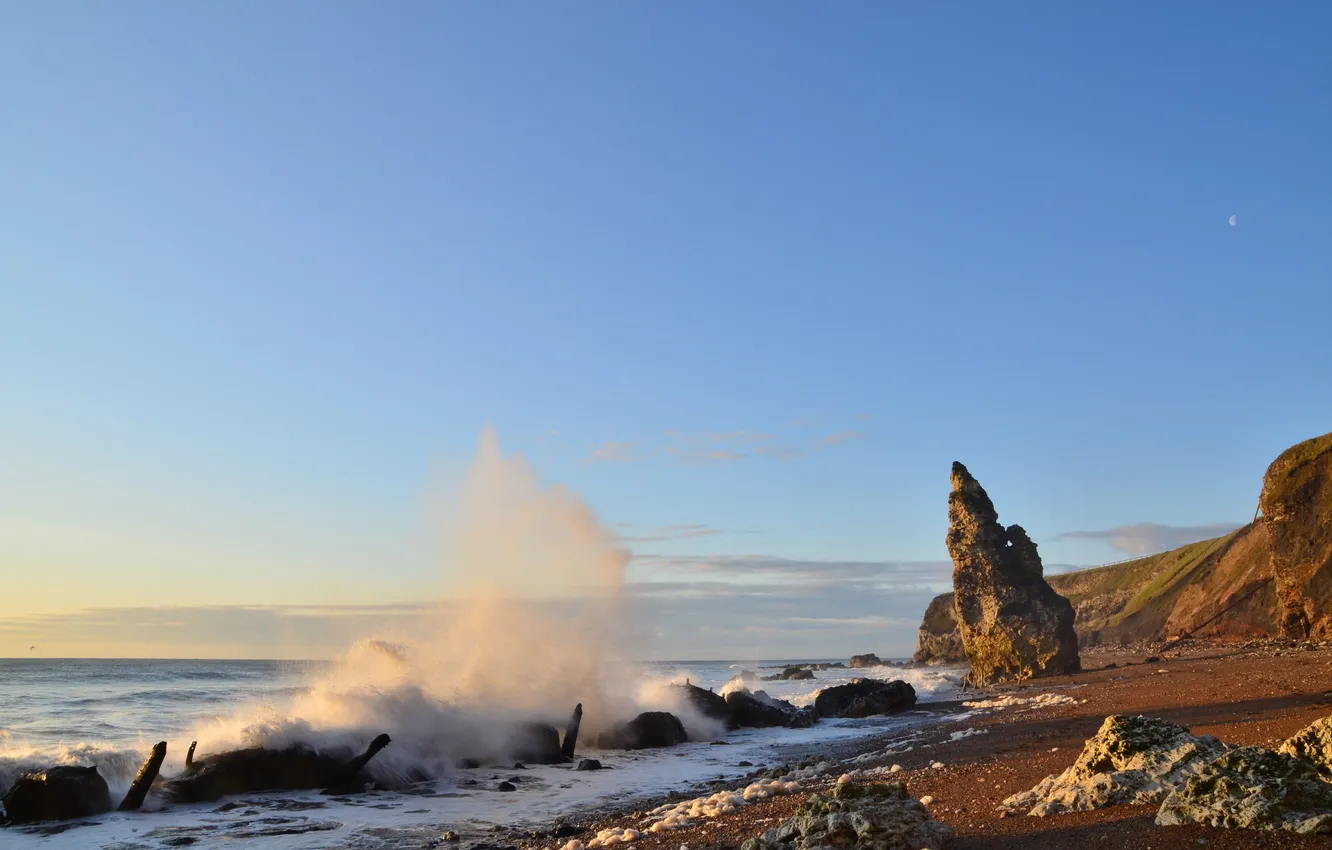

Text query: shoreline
(524, 640), (1332, 850)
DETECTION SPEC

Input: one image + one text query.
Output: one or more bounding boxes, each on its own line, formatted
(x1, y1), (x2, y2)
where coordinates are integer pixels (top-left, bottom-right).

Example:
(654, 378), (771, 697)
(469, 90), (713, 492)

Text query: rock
(1260, 432), (1332, 639)
(739, 781), (952, 850)
(999, 715), (1228, 816)
(813, 679), (916, 718)
(1, 765), (113, 824)
(912, 593), (968, 665)
(674, 682), (732, 726)
(505, 723), (564, 765)
(947, 462), (1080, 684)
(594, 712), (688, 750)
(1279, 715), (1332, 779)
(159, 733), (391, 803)
(726, 690), (796, 728)
(848, 654), (883, 668)
(1156, 746), (1332, 834)
(575, 759), (602, 771)
(497, 781), (517, 792)
(763, 666), (815, 681)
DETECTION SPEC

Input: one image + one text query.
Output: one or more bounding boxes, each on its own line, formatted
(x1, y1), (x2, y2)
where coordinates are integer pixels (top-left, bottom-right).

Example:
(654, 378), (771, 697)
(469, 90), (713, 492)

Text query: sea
(0, 657), (964, 849)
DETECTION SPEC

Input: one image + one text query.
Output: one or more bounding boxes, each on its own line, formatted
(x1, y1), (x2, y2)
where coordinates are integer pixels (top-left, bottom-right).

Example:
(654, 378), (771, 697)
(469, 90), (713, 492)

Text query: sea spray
(178, 429), (721, 784)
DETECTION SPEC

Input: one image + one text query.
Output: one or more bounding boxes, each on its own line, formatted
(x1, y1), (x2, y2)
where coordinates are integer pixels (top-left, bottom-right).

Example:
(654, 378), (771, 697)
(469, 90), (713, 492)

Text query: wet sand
(538, 641), (1332, 850)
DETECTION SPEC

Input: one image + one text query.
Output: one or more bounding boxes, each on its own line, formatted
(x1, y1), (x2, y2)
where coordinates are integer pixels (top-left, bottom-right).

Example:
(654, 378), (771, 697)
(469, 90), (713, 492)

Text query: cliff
(1260, 432), (1332, 638)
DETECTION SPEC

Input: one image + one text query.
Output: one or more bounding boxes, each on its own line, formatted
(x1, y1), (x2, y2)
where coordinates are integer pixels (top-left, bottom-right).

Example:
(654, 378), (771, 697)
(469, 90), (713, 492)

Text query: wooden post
(185, 741), (197, 768)
(118, 742), (167, 811)
(561, 703), (583, 761)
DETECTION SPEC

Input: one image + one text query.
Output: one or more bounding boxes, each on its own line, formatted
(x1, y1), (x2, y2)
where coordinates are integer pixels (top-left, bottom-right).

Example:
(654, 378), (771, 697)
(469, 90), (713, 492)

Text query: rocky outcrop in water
(595, 712), (688, 749)
(763, 666), (814, 681)
(848, 654), (882, 668)
(506, 722), (564, 765)
(1260, 432), (1332, 639)
(740, 781), (952, 850)
(1, 766), (112, 825)
(1279, 716), (1332, 779)
(1156, 746), (1332, 834)
(947, 462), (1079, 684)
(160, 734), (391, 803)
(812, 679), (915, 719)
(1000, 715), (1228, 816)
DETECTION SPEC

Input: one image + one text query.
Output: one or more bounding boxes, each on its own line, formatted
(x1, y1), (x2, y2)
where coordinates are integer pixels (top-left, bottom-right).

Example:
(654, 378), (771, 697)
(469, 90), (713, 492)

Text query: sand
(523, 640), (1332, 850)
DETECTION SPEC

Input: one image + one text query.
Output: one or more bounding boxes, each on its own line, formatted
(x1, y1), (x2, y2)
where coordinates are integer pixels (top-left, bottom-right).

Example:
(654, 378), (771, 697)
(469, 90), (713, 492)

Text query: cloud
(585, 441), (637, 464)
(618, 523), (732, 543)
(632, 553), (952, 589)
(817, 430), (867, 447)
(1052, 522), (1243, 556)
(755, 446), (806, 461)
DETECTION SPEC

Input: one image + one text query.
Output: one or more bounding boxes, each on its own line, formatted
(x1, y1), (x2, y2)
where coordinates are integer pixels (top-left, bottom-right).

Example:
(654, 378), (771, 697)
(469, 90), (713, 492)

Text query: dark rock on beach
(675, 681), (732, 725)
(159, 733), (391, 803)
(595, 712), (688, 749)
(725, 690), (795, 728)
(947, 461), (1080, 684)
(1, 766), (112, 824)
(813, 679), (916, 718)
(575, 759), (602, 771)
(505, 722), (564, 765)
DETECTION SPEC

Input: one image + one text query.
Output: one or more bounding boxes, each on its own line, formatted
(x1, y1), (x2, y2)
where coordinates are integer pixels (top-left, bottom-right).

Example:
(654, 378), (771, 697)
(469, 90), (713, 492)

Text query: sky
(2, 2), (1330, 660)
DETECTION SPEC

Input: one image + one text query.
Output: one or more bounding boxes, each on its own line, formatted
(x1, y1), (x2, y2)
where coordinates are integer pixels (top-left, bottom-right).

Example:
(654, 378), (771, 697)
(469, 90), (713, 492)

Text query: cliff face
(1260, 432), (1332, 639)
(946, 462), (1080, 683)
(912, 593), (965, 664)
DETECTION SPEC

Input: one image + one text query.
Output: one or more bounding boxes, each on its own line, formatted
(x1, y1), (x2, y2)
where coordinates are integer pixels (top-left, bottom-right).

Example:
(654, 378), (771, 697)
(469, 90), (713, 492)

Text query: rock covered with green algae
(1000, 715), (1228, 816)
(946, 462), (1080, 685)
(1280, 716), (1332, 779)
(1156, 746), (1332, 834)
(740, 781), (952, 850)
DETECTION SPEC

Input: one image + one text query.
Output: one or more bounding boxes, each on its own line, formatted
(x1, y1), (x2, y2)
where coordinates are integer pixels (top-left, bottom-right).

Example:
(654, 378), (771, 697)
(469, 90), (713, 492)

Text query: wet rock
(1260, 432), (1332, 639)
(947, 462), (1080, 684)
(674, 681), (732, 726)
(813, 679), (916, 718)
(1, 765), (112, 824)
(1000, 715), (1228, 816)
(456, 758), (479, 769)
(740, 781), (951, 850)
(848, 654), (882, 668)
(1279, 715), (1332, 779)
(497, 781), (517, 792)
(1156, 746), (1332, 834)
(505, 723), (563, 765)
(575, 759), (602, 771)
(726, 690), (796, 728)
(159, 733), (390, 803)
(763, 666), (815, 681)
(594, 712), (688, 749)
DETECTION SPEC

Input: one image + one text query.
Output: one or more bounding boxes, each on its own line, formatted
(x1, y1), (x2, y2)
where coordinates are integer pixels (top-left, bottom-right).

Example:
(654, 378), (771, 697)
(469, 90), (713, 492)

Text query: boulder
(160, 733), (391, 803)
(674, 682), (732, 726)
(947, 462), (1080, 684)
(848, 654), (882, 669)
(506, 722), (564, 765)
(1260, 432), (1332, 639)
(1, 765), (112, 824)
(1279, 715), (1332, 779)
(812, 679), (915, 719)
(595, 712), (688, 750)
(912, 594), (967, 665)
(999, 715), (1228, 816)
(726, 690), (796, 728)
(1156, 746), (1332, 834)
(740, 781), (951, 850)
(763, 666), (815, 681)
(575, 759), (603, 771)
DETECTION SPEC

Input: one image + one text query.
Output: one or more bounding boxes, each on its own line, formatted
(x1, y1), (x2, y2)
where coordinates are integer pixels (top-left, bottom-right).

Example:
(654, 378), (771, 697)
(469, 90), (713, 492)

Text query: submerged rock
(947, 462), (1080, 684)
(1280, 716), (1332, 779)
(1, 766), (112, 824)
(813, 679), (915, 719)
(1000, 715), (1228, 816)
(740, 781), (951, 850)
(763, 666), (815, 681)
(595, 712), (688, 750)
(1260, 432), (1332, 639)
(1156, 746), (1332, 834)
(848, 653), (882, 669)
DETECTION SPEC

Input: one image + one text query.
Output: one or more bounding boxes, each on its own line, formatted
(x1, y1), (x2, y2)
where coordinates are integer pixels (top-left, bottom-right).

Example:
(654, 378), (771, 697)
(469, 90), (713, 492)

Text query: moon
(1228, 214), (1237, 226)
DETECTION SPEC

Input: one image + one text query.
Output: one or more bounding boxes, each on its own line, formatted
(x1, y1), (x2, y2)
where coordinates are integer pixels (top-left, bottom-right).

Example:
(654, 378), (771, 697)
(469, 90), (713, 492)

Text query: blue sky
(3, 2), (1330, 659)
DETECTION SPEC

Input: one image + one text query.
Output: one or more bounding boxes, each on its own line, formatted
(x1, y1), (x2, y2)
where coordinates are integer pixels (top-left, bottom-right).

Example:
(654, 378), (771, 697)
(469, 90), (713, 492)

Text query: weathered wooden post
(185, 741), (197, 769)
(561, 703), (583, 761)
(118, 742), (167, 811)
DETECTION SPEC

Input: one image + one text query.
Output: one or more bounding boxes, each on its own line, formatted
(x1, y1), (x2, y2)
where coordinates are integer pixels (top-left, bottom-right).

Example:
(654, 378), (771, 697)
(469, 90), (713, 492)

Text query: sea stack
(1259, 431), (1332, 639)
(947, 462), (1080, 684)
